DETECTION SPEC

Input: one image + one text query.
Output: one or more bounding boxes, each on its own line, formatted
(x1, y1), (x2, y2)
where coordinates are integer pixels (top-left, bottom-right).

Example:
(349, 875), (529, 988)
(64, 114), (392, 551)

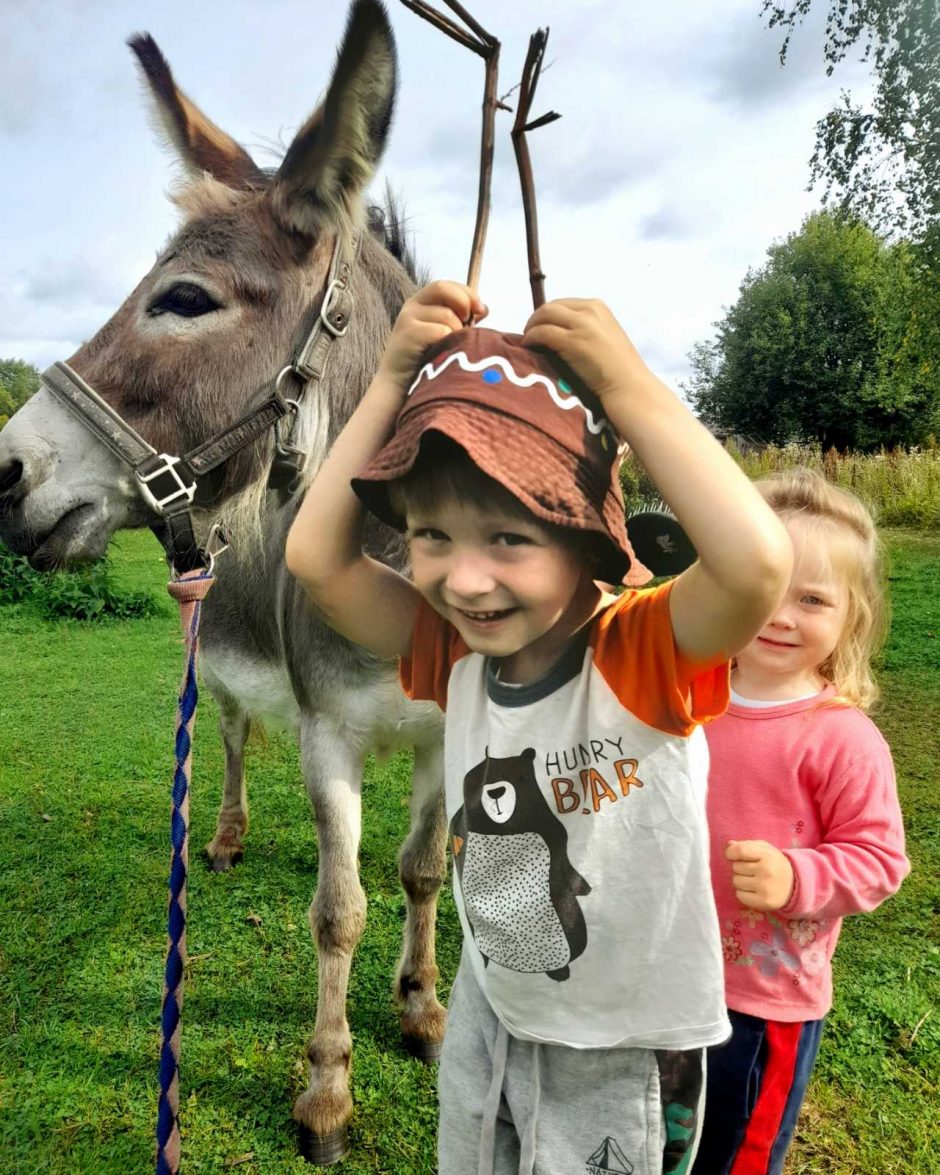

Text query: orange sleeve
(399, 597), (469, 710)
(591, 581), (730, 737)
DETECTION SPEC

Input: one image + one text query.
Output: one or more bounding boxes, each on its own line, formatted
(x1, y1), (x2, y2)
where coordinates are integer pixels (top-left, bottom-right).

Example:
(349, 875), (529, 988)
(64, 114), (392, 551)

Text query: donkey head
(0, 0), (412, 568)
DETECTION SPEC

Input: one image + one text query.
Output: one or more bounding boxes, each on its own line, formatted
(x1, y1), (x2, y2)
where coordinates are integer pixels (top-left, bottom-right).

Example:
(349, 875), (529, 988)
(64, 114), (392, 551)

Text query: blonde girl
(693, 469), (910, 1175)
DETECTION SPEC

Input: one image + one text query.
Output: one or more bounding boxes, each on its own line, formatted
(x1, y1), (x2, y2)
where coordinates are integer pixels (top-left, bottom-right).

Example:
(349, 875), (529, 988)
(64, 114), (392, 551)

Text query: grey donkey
(0, 0), (448, 1162)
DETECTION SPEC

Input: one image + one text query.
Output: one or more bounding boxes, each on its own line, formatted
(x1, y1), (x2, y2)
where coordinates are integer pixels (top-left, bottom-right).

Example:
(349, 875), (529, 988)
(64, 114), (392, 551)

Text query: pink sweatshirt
(706, 686), (910, 1022)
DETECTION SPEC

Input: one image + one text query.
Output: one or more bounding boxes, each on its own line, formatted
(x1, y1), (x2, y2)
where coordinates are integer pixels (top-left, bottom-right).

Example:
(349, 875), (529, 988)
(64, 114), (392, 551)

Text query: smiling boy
(286, 281), (792, 1174)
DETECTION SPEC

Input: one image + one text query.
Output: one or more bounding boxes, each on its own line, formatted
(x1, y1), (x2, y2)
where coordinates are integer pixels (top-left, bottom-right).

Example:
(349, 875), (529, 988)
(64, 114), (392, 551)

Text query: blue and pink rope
(155, 570), (215, 1175)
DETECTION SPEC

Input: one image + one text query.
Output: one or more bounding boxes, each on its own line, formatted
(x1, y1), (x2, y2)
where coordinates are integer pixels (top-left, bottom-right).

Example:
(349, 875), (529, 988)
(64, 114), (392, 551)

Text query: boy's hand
(725, 840), (795, 911)
(522, 298), (649, 403)
(378, 281), (487, 392)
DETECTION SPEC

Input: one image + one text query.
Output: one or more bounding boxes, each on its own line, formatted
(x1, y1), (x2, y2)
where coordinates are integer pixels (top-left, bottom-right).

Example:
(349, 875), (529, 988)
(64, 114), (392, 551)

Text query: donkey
(0, 0), (448, 1161)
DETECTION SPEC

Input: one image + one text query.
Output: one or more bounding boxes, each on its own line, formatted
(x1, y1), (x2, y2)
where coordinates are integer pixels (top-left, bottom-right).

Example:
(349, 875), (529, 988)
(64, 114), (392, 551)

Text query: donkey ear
(128, 34), (265, 190)
(267, 0), (397, 237)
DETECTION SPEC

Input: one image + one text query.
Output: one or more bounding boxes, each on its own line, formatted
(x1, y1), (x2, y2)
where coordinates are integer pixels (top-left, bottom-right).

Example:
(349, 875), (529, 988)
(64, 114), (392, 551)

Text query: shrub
(0, 548), (159, 621)
(37, 563), (159, 621)
(620, 453), (659, 507)
(0, 547), (41, 603)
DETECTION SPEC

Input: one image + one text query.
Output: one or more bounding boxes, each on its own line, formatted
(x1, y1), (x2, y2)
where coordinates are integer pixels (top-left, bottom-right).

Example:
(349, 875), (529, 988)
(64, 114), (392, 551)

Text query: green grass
(0, 529), (937, 1173)
(785, 530), (940, 1174)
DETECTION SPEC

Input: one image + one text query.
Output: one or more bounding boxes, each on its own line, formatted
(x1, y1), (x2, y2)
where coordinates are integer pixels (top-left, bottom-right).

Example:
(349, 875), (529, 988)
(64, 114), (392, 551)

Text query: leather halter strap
(39, 232), (359, 574)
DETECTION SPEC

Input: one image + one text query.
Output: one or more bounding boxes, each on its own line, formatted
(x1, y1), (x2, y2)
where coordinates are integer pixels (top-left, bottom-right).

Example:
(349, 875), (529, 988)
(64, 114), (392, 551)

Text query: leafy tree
(687, 211), (940, 450)
(763, 1), (939, 250)
(871, 236), (940, 443)
(0, 358), (41, 427)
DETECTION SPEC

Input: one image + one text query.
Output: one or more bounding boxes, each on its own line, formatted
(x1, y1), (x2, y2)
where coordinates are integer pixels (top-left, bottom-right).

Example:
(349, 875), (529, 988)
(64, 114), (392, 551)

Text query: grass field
(0, 529), (936, 1173)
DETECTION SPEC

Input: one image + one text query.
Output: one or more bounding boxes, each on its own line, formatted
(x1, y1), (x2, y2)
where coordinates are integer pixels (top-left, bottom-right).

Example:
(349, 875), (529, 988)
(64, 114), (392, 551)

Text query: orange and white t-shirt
(401, 581), (732, 1050)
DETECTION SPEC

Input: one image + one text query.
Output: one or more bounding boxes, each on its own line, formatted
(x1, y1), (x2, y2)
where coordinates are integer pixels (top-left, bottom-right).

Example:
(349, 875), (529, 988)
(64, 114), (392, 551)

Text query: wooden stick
(399, 0), (483, 56)
(399, 0), (501, 298)
(442, 0), (496, 50)
(511, 28), (560, 310)
(467, 39), (500, 295)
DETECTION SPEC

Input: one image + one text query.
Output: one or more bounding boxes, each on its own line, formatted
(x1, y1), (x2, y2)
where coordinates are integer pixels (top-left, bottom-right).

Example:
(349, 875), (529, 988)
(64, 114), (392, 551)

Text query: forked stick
(400, 1), (505, 295)
(511, 27), (560, 310)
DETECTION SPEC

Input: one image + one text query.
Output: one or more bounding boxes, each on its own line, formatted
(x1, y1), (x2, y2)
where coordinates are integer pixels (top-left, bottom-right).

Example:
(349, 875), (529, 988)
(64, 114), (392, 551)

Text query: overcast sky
(0, 0), (871, 396)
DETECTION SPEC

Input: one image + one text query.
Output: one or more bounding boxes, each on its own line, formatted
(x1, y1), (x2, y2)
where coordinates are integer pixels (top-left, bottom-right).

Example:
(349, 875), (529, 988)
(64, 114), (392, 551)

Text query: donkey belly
(329, 676), (444, 757)
(201, 645), (301, 728)
(200, 641), (442, 755)
(197, 563), (442, 748)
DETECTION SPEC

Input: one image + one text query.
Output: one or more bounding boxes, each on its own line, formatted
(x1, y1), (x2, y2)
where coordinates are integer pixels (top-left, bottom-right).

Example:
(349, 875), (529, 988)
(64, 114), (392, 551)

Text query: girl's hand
(378, 281), (487, 392)
(522, 298), (649, 404)
(725, 840), (795, 911)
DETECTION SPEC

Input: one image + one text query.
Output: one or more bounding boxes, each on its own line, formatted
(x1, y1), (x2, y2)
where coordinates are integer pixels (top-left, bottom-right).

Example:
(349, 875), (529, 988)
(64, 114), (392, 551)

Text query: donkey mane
(367, 185), (424, 286)
(169, 175), (256, 220)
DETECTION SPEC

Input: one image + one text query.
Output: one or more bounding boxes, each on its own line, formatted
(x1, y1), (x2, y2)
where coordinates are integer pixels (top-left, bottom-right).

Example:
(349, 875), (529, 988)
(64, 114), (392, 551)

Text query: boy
(286, 281), (792, 1174)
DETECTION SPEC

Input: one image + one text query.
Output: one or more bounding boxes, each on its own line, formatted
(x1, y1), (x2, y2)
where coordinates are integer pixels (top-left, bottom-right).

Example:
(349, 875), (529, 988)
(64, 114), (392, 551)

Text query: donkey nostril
(0, 460), (23, 496)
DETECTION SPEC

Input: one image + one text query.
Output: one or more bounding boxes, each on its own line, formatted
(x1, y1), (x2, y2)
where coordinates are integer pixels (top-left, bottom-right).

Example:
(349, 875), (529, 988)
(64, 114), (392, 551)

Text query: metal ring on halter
(204, 522), (229, 576)
(275, 364), (305, 397)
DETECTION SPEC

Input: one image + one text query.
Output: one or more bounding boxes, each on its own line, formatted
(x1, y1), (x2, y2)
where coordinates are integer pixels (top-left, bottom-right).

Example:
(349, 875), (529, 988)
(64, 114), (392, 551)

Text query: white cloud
(1, 0), (879, 394)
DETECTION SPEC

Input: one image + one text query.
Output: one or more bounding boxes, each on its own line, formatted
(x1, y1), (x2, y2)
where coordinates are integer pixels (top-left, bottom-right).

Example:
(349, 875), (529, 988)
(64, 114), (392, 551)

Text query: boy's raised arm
(286, 281), (486, 660)
(523, 298), (792, 668)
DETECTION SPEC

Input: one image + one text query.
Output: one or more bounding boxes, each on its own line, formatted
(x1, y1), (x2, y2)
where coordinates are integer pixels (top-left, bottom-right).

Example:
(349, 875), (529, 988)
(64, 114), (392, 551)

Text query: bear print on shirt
(451, 747), (591, 982)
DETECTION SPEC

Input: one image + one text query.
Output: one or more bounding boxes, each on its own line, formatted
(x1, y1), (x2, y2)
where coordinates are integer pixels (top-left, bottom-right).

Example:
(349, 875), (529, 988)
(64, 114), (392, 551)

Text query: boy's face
(406, 494), (596, 684)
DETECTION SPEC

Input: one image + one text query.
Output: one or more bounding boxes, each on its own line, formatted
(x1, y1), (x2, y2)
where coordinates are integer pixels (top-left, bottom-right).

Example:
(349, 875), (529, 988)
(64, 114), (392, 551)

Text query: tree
(763, 1), (939, 250)
(872, 237), (940, 443)
(686, 211), (940, 450)
(0, 359), (41, 427)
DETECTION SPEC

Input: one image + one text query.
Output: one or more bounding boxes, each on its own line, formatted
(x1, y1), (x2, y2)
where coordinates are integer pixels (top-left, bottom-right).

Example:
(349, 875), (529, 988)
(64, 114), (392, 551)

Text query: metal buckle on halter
(269, 398), (307, 497)
(273, 397), (303, 457)
(319, 278), (351, 337)
(135, 453), (197, 515)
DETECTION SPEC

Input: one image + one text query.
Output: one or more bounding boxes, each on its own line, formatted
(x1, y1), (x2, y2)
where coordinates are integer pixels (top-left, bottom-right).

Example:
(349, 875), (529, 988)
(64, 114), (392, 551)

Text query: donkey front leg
(397, 740), (448, 1060)
(293, 720), (367, 1165)
(204, 689), (251, 872)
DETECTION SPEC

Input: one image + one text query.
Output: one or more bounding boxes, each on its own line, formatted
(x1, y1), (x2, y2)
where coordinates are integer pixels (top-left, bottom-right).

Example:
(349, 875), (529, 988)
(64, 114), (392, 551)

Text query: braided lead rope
(156, 570), (215, 1175)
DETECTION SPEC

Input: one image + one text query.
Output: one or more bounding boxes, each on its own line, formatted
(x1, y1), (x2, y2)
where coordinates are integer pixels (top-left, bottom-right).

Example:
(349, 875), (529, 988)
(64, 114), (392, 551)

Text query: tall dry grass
(622, 444), (940, 529)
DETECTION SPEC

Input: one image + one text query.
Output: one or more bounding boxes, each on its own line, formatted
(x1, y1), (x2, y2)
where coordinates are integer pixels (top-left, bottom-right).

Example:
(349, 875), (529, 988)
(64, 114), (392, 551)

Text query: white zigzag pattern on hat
(406, 349), (619, 444)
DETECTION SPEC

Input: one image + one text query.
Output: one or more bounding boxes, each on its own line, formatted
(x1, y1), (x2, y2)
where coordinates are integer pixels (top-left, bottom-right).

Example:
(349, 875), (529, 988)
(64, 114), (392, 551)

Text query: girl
(693, 469), (910, 1175)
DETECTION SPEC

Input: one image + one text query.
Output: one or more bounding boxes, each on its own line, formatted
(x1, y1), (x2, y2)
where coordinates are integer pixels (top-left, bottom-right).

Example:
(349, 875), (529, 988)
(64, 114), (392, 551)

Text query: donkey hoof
(205, 848), (243, 873)
(297, 1124), (350, 1166)
(403, 1034), (442, 1063)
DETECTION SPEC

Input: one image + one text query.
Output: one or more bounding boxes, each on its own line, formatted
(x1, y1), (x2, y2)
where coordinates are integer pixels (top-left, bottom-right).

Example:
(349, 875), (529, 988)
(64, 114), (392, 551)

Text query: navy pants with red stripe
(691, 1010), (823, 1175)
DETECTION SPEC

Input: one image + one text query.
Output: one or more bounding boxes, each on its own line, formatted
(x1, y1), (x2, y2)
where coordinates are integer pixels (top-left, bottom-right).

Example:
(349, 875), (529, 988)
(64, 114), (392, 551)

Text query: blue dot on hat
(482, 367), (502, 383)
(558, 378), (572, 394)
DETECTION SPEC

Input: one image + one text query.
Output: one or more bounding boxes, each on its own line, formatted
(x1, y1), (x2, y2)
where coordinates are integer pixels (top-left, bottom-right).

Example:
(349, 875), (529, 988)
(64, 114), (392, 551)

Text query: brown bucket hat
(352, 326), (652, 586)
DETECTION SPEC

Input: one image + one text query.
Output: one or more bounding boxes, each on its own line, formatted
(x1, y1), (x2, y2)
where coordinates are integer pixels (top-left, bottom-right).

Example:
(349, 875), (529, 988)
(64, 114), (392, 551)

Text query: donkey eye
(148, 282), (220, 318)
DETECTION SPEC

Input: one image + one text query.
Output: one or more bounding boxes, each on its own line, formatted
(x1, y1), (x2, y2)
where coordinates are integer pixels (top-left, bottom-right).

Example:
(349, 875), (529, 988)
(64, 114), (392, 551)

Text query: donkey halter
(38, 233), (359, 576)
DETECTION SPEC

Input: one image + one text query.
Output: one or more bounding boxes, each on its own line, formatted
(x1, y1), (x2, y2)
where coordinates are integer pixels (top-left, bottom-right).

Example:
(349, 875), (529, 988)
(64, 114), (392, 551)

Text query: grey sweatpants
(439, 952), (705, 1175)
